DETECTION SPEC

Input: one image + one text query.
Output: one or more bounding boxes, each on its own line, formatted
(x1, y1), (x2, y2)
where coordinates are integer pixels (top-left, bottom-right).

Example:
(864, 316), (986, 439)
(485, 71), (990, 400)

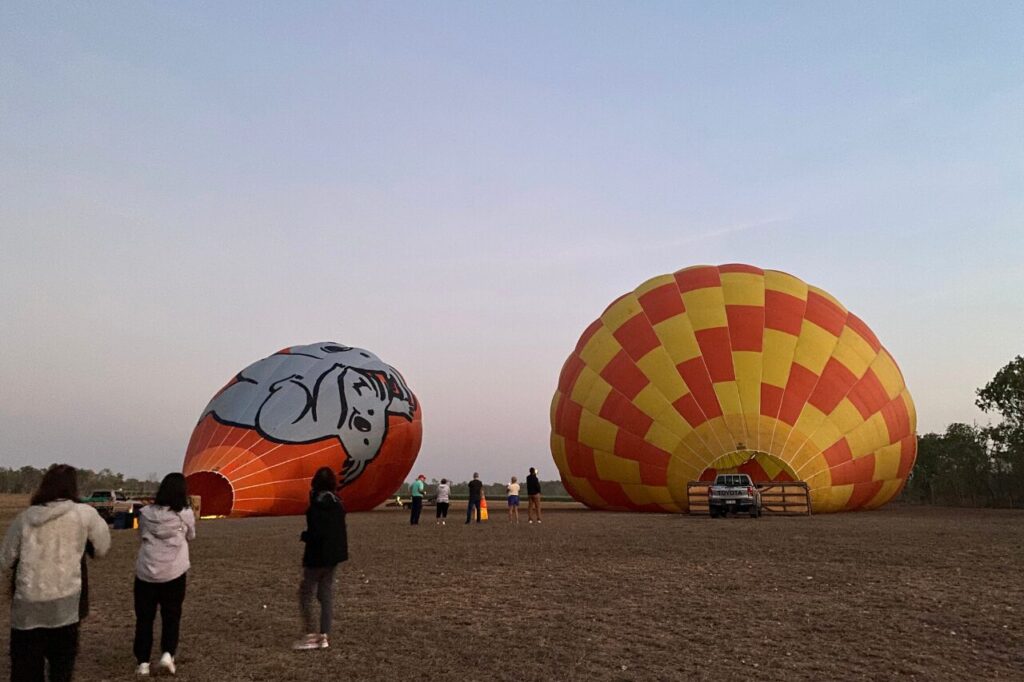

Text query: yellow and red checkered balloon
(550, 265), (916, 513)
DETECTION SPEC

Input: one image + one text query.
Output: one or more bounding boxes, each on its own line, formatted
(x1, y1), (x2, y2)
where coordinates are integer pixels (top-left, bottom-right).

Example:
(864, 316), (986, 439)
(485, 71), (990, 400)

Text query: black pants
(9, 623), (79, 682)
(409, 496), (423, 525)
(465, 499), (481, 523)
(435, 502), (449, 519)
(133, 574), (187, 664)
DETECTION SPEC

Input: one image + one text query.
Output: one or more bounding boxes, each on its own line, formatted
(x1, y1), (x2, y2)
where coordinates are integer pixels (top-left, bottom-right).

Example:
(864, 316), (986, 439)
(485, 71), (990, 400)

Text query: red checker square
(613, 314), (661, 360)
(764, 290), (805, 336)
(777, 363), (819, 426)
(830, 453), (875, 486)
(845, 313), (881, 352)
(599, 391), (654, 436)
(565, 441), (598, 480)
(674, 266), (721, 293)
(638, 461), (668, 487)
(638, 283), (685, 325)
(600, 350), (650, 399)
(808, 358), (858, 414)
(557, 354), (586, 393)
(673, 392), (707, 428)
(822, 439), (853, 469)
(726, 305), (765, 351)
(638, 441), (672, 469)
(848, 369), (890, 419)
(613, 429), (647, 462)
(760, 383), (784, 417)
(880, 398), (911, 442)
(695, 327), (735, 382)
(897, 436), (917, 479)
(844, 479), (884, 510)
(555, 400), (583, 438)
(804, 291), (847, 336)
(677, 358), (723, 418)
(719, 263), (764, 275)
(588, 479), (635, 509)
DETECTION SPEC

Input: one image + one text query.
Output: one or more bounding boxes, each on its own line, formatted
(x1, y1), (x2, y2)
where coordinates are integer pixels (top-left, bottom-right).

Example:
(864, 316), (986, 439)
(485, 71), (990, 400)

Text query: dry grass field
(1, 497), (1022, 681)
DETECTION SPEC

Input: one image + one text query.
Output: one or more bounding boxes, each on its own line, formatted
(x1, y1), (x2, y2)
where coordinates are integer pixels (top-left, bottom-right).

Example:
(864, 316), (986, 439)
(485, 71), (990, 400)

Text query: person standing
(409, 474), (426, 525)
(133, 473), (196, 676)
(527, 467), (542, 524)
(465, 473), (483, 524)
(294, 467), (348, 651)
(0, 464), (111, 682)
(506, 477), (521, 523)
(435, 478), (451, 525)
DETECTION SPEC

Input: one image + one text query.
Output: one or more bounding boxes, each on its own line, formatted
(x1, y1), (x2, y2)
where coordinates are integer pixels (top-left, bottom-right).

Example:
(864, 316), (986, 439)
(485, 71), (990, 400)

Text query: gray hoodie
(135, 505), (196, 583)
(0, 500), (111, 629)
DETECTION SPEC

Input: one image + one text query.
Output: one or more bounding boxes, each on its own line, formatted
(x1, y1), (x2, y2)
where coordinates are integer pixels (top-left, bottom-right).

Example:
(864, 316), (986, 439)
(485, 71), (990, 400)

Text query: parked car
(708, 474), (762, 518)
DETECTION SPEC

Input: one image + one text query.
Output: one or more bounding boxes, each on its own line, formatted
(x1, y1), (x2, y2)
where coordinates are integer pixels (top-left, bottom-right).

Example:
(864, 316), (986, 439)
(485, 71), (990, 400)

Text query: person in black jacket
(527, 467), (542, 523)
(293, 467), (348, 651)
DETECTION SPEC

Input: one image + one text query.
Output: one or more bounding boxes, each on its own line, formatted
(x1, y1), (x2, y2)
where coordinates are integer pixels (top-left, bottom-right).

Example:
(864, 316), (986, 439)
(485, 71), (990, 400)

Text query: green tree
(976, 355), (1024, 506)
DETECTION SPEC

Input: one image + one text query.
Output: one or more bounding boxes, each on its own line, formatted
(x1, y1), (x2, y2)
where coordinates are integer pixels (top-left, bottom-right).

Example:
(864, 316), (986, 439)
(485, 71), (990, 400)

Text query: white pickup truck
(708, 474), (762, 518)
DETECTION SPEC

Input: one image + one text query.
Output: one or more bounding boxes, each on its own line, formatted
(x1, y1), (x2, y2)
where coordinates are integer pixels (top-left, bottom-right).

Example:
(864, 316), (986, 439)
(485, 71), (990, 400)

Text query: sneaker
(158, 652), (176, 675)
(318, 634), (330, 649)
(136, 662), (150, 676)
(442, 520), (446, 525)
(293, 634), (321, 651)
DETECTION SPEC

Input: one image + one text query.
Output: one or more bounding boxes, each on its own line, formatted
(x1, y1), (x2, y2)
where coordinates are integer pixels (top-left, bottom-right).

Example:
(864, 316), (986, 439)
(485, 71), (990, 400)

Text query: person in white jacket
(133, 473), (196, 677)
(1, 464), (111, 682)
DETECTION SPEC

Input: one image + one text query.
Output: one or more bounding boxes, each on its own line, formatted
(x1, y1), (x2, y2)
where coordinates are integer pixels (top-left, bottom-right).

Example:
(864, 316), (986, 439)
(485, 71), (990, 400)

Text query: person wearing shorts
(506, 477), (521, 523)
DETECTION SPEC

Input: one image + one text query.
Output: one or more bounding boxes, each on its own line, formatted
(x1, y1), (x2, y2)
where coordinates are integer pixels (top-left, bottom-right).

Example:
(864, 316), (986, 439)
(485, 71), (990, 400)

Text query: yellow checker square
(847, 412), (888, 458)
(807, 285), (846, 312)
(578, 325), (621, 371)
(635, 351), (688, 401)
(652, 316), (702, 364)
(872, 442), (902, 481)
(593, 449), (641, 483)
(568, 366), (600, 405)
(713, 381), (744, 417)
(803, 466), (832, 491)
(816, 484), (853, 513)
(550, 434), (567, 469)
(565, 477), (605, 509)
(732, 350), (763, 387)
(577, 410), (618, 453)
(764, 270), (808, 299)
(654, 402), (703, 442)
(549, 393), (562, 428)
(791, 403), (829, 443)
(644, 421), (682, 454)
(631, 383), (671, 419)
(807, 419), (844, 452)
(579, 377), (613, 416)
(830, 328), (876, 377)
(871, 350), (905, 399)
(792, 321), (841, 374)
(903, 390), (918, 427)
(681, 288), (728, 330)
(634, 273), (677, 297)
(682, 431), (716, 465)
(829, 398), (865, 436)
(762, 329), (798, 387)
(720, 272), (765, 306)
(600, 294), (644, 332)
(623, 483), (673, 506)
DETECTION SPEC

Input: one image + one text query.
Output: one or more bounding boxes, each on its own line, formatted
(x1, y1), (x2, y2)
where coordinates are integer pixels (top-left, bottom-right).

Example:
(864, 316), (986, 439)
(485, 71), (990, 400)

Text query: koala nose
(353, 416), (372, 432)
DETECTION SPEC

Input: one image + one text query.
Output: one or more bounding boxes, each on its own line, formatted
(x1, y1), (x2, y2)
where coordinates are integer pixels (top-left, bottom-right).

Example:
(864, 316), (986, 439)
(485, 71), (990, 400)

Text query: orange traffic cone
(479, 495), (489, 521)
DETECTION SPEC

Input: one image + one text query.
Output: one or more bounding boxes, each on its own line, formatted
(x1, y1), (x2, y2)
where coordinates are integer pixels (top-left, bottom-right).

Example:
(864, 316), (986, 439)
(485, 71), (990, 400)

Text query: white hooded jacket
(135, 505), (195, 583)
(0, 500), (111, 630)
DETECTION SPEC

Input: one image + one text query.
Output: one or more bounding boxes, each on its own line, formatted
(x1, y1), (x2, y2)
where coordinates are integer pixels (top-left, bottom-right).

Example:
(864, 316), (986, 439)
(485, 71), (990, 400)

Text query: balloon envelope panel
(550, 265), (916, 513)
(184, 342), (422, 515)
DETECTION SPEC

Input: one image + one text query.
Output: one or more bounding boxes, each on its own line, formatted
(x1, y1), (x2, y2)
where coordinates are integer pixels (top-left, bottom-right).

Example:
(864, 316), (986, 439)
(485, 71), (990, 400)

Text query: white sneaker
(136, 662), (150, 676)
(319, 634), (330, 649)
(158, 652), (176, 675)
(293, 634), (321, 651)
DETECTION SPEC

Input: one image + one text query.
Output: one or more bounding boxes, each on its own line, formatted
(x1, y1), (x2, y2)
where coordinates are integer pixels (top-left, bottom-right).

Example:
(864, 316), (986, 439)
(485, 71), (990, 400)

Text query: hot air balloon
(550, 265), (916, 513)
(184, 342), (422, 516)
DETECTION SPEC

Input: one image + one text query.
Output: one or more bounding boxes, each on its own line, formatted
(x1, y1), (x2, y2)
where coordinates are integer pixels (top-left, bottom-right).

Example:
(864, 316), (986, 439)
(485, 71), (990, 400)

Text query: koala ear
(386, 397), (414, 420)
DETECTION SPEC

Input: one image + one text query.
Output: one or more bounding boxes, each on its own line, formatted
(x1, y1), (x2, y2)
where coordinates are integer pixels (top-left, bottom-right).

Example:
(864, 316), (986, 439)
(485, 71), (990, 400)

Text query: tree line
(0, 466), (159, 496)
(901, 355), (1024, 507)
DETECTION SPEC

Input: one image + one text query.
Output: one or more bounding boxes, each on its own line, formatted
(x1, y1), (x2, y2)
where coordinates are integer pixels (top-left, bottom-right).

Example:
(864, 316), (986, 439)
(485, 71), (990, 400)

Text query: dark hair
(529, 467), (536, 475)
(155, 473), (189, 512)
(31, 464), (79, 505)
(311, 467), (337, 494)
(441, 478), (447, 484)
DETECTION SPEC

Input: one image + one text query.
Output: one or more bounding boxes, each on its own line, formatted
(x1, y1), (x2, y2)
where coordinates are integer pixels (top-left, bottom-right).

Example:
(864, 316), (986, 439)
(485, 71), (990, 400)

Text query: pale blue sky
(1, 2), (1022, 482)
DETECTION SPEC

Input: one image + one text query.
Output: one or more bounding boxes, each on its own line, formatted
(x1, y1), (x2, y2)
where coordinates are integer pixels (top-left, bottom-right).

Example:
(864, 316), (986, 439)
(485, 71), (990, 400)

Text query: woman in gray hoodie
(133, 473), (196, 677)
(1, 463), (111, 682)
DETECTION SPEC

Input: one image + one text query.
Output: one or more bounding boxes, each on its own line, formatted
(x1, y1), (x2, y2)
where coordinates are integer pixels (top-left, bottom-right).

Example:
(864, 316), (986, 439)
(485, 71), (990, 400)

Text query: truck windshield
(115, 492), (128, 501)
(715, 475), (750, 486)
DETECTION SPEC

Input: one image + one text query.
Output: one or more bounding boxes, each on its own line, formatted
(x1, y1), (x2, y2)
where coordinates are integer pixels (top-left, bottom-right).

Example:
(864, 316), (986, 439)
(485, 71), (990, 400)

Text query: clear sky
(1, 2), (1022, 483)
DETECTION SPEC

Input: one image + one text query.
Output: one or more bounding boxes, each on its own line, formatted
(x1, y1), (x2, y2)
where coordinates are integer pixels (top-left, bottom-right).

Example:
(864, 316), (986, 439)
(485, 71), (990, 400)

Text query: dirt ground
(1, 499), (1022, 681)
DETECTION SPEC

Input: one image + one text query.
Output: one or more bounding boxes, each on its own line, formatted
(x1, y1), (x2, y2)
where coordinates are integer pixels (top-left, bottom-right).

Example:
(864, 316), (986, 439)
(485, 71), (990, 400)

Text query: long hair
(154, 473), (189, 512)
(311, 467), (337, 494)
(31, 464), (79, 505)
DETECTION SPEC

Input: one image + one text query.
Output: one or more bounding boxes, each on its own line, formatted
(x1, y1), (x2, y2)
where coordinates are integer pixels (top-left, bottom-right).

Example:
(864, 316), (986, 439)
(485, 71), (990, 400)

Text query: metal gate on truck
(686, 481), (811, 516)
